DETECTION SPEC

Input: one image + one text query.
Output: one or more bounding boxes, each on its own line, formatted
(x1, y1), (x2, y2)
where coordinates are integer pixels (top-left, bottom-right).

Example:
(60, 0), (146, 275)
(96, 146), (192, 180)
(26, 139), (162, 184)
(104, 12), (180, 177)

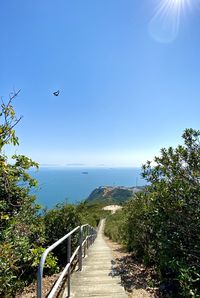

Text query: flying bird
(53, 90), (60, 96)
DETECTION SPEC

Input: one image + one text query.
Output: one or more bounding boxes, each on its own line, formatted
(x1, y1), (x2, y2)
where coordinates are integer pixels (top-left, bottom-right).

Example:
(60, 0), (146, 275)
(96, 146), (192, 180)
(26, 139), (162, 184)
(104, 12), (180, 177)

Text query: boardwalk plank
(70, 219), (127, 298)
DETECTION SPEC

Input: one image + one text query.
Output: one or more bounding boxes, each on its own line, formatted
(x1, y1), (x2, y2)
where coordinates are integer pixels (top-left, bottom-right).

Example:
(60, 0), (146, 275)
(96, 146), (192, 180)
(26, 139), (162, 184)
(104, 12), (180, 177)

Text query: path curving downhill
(70, 219), (127, 298)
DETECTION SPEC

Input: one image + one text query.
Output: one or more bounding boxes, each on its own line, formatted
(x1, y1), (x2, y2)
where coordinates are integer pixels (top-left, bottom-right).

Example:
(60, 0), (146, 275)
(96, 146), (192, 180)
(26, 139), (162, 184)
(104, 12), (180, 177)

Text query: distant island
(85, 185), (145, 205)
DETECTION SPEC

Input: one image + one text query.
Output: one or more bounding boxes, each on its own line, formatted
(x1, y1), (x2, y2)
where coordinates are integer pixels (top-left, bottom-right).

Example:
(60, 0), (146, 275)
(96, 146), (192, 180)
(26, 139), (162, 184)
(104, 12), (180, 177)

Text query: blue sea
(30, 167), (145, 209)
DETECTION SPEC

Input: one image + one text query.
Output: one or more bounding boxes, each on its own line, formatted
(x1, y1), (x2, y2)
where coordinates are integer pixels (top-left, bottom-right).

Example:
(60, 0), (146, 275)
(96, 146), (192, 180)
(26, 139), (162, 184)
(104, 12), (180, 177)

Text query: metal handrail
(37, 224), (97, 298)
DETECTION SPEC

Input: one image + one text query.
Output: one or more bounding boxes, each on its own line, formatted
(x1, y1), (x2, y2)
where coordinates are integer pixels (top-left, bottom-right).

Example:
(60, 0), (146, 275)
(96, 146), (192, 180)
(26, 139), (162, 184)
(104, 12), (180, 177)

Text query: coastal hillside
(85, 186), (144, 205)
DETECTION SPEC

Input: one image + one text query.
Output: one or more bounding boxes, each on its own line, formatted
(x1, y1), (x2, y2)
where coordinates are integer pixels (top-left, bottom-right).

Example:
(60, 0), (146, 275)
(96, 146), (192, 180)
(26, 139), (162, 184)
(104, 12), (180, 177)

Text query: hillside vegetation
(105, 128), (200, 297)
(1, 94), (199, 297)
(0, 94), (108, 296)
(85, 186), (143, 205)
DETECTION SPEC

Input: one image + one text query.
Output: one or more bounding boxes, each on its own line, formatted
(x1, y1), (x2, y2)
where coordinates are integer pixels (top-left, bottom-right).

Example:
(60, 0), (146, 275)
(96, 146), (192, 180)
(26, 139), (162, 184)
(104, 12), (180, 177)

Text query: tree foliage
(0, 92), (108, 295)
(105, 129), (200, 297)
(0, 91), (48, 295)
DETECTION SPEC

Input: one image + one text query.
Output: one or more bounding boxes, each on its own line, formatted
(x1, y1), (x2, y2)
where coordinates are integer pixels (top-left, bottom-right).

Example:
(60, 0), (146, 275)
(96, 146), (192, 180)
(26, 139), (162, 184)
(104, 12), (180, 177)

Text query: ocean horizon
(30, 167), (145, 209)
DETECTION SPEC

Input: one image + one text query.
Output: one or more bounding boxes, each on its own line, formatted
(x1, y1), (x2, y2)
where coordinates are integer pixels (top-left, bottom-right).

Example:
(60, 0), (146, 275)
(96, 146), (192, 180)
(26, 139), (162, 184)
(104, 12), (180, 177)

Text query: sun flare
(149, 0), (193, 43)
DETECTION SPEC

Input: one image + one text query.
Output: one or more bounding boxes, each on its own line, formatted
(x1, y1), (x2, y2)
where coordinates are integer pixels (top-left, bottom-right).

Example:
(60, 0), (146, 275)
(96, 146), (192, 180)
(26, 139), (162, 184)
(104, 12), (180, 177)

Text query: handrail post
(84, 227), (87, 257)
(36, 224), (97, 298)
(67, 235), (71, 298)
(84, 239), (86, 257)
(87, 226), (89, 249)
(37, 263), (43, 298)
(78, 226), (83, 271)
(89, 227), (92, 246)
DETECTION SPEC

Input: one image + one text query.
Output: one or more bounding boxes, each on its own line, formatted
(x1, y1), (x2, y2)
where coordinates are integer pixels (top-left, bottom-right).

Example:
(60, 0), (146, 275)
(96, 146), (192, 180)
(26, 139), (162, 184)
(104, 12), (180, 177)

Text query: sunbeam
(149, 0), (194, 43)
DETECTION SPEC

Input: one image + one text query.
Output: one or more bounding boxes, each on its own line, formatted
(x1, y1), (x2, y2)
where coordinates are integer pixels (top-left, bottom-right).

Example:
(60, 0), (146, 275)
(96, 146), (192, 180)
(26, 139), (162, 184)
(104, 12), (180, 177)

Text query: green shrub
(140, 129), (200, 296)
(29, 246), (58, 274)
(77, 201), (109, 227)
(106, 129), (200, 297)
(122, 193), (153, 261)
(44, 203), (81, 265)
(104, 210), (125, 243)
(0, 93), (57, 296)
(0, 93), (108, 295)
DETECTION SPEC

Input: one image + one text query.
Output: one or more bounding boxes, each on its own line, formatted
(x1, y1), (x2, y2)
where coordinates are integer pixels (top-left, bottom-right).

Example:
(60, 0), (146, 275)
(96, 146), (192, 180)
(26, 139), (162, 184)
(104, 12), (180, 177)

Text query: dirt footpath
(105, 237), (160, 298)
(102, 205), (122, 214)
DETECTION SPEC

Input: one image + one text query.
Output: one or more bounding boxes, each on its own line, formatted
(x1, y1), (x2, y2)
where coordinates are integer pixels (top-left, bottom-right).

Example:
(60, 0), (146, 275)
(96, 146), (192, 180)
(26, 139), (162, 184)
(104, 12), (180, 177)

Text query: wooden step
(69, 219), (127, 298)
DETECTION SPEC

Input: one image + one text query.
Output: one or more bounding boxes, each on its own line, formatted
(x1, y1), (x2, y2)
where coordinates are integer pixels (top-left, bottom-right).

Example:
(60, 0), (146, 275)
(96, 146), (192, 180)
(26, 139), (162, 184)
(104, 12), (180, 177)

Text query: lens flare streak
(149, 0), (193, 43)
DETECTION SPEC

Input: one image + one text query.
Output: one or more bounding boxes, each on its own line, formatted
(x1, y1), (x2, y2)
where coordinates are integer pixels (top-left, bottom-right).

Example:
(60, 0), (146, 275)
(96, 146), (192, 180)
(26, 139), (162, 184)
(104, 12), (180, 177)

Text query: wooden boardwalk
(70, 219), (127, 297)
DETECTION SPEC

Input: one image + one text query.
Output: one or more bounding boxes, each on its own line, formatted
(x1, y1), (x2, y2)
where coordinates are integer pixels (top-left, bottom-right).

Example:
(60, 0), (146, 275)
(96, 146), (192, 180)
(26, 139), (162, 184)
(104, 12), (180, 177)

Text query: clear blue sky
(1, 0), (200, 167)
